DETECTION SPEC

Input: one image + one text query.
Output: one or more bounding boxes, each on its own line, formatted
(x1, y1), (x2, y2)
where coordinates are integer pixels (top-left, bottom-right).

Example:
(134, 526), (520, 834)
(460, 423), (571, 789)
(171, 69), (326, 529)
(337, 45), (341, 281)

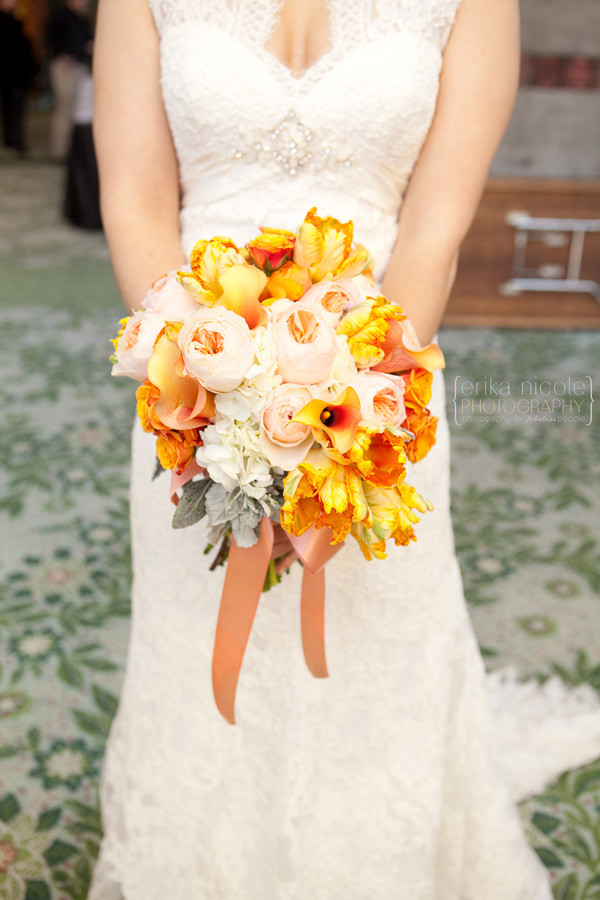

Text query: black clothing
(46, 6), (92, 63)
(0, 10), (35, 87)
(0, 10), (35, 151)
(64, 123), (102, 230)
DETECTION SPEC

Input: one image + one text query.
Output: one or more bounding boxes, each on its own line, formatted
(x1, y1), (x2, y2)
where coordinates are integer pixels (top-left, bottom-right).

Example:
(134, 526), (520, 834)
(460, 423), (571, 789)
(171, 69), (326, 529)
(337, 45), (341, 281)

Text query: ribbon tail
(212, 517), (274, 725)
(289, 526), (340, 681)
(300, 566), (328, 679)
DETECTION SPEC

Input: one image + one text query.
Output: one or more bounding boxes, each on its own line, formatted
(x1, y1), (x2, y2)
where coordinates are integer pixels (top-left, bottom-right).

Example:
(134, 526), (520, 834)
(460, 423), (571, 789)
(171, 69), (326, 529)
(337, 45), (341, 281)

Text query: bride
(89, 0), (587, 897)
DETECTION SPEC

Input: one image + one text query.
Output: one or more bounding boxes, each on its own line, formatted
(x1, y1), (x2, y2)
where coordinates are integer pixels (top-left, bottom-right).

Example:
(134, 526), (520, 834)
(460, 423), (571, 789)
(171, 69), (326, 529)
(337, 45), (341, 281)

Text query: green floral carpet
(1, 155), (599, 899)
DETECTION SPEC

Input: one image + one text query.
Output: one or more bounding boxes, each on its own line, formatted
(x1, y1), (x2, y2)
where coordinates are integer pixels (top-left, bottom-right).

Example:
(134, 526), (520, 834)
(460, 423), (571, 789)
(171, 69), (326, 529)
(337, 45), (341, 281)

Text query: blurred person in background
(64, 63), (102, 229)
(0, 0), (36, 155)
(46, 0), (92, 161)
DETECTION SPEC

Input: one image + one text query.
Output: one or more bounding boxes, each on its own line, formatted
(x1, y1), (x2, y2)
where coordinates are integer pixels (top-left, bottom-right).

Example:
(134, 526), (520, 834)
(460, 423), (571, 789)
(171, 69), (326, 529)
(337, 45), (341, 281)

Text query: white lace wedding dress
(90, 2), (600, 898)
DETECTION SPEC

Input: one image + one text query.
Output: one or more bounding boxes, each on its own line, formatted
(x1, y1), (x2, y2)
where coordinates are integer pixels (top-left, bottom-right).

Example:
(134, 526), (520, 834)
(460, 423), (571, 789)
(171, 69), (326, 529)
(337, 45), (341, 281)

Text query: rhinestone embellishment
(231, 110), (354, 176)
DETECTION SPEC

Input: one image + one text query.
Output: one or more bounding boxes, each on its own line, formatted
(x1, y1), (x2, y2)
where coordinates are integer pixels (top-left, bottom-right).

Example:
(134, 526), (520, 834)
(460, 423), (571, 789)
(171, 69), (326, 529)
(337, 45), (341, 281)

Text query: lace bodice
(150, 0), (462, 276)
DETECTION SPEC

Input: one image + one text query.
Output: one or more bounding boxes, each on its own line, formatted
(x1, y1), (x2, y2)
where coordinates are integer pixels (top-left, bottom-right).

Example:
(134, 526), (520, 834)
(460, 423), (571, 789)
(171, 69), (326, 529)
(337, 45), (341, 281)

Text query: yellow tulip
(294, 208), (371, 282)
(336, 295), (406, 369)
(351, 482), (433, 560)
(281, 448), (369, 544)
(345, 425), (408, 488)
(177, 237), (246, 306)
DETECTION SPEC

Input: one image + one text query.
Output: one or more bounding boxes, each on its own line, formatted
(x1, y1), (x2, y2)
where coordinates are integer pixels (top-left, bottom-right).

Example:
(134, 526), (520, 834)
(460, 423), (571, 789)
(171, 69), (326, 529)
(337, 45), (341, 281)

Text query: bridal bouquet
(111, 208), (444, 559)
(110, 208), (445, 721)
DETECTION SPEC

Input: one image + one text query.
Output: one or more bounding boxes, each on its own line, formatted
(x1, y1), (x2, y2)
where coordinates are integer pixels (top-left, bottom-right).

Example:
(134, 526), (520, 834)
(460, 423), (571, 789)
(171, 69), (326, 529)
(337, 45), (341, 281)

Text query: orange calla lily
(292, 387), (362, 454)
(145, 329), (215, 430)
(216, 264), (268, 329)
(372, 319), (445, 374)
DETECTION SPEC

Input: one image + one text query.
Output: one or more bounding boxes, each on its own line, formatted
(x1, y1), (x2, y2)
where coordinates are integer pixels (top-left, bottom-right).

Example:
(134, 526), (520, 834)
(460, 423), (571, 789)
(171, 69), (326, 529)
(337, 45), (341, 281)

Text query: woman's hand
(271, 524), (300, 574)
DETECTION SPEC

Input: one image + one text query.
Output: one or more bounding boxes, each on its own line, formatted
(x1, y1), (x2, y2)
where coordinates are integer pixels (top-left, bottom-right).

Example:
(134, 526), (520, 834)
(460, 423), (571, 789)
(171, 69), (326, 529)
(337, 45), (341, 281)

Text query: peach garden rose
(111, 310), (166, 382)
(260, 383), (315, 469)
(178, 307), (255, 392)
(301, 278), (365, 324)
(141, 270), (199, 320)
(271, 301), (338, 385)
(352, 371), (406, 429)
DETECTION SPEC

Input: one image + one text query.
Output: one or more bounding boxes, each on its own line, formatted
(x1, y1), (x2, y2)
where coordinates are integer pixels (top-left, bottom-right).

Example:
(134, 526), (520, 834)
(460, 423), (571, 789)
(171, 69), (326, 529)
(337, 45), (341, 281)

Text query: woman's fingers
(275, 549), (299, 575)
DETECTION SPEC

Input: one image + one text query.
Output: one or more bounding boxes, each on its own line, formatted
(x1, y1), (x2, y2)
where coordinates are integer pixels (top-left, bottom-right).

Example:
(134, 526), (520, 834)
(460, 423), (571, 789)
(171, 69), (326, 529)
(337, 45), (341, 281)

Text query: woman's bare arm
(94, 0), (184, 313)
(381, 0), (520, 343)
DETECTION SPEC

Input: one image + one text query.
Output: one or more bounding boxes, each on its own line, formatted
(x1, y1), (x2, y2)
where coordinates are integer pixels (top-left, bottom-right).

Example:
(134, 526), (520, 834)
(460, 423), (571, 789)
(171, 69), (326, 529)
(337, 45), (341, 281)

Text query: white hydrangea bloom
(196, 419), (273, 500)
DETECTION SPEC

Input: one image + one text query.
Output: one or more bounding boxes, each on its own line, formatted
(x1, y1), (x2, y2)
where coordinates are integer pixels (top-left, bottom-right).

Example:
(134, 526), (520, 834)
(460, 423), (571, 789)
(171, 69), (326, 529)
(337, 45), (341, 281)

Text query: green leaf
(37, 807), (62, 831)
(531, 812), (561, 836)
(28, 727), (42, 749)
(573, 768), (600, 798)
(91, 684), (119, 718)
(57, 656), (85, 689)
(72, 643), (102, 655)
(79, 658), (118, 672)
(64, 799), (101, 826)
(554, 827), (594, 866)
(534, 845), (564, 869)
(172, 478), (211, 529)
(43, 839), (79, 867)
(84, 838), (99, 859)
(0, 745), (21, 759)
(553, 873), (578, 900)
(11, 667), (25, 684)
(24, 881), (52, 900)
(0, 792), (21, 822)
(74, 852), (93, 886)
(71, 709), (110, 738)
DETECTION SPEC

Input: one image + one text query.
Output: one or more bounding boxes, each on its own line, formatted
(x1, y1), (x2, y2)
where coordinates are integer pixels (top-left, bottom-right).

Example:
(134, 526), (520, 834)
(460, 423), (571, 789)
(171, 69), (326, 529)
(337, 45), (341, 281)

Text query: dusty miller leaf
(172, 479), (211, 529)
(152, 458), (166, 481)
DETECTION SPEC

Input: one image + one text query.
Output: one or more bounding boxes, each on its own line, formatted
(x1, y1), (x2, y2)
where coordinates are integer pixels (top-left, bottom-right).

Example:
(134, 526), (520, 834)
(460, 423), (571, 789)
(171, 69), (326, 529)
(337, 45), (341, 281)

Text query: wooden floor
(442, 179), (600, 329)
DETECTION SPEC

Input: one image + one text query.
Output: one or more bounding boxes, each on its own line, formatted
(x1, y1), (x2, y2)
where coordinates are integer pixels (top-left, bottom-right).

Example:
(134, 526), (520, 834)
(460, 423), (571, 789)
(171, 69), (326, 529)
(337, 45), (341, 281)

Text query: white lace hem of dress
(89, 668), (600, 899)
(487, 668), (600, 801)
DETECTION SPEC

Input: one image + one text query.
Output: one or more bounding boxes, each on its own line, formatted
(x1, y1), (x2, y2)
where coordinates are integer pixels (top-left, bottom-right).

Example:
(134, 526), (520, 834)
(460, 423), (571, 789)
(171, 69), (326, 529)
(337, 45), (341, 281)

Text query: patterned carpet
(1, 155), (599, 899)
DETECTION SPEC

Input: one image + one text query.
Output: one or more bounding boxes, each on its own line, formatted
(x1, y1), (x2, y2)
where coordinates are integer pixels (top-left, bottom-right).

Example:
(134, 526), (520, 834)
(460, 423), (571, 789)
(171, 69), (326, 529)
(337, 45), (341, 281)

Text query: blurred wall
(491, 0), (600, 178)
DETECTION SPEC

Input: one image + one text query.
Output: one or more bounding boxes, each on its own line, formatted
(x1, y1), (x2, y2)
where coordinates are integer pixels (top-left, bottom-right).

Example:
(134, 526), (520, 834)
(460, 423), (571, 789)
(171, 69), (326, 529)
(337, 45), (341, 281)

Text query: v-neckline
(261, 0), (336, 82)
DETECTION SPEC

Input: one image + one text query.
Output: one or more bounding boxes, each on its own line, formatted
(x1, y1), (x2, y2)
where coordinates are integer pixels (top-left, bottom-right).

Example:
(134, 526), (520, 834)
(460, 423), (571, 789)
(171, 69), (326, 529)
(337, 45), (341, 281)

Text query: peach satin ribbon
(214, 522), (340, 724)
(171, 471), (340, 724)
